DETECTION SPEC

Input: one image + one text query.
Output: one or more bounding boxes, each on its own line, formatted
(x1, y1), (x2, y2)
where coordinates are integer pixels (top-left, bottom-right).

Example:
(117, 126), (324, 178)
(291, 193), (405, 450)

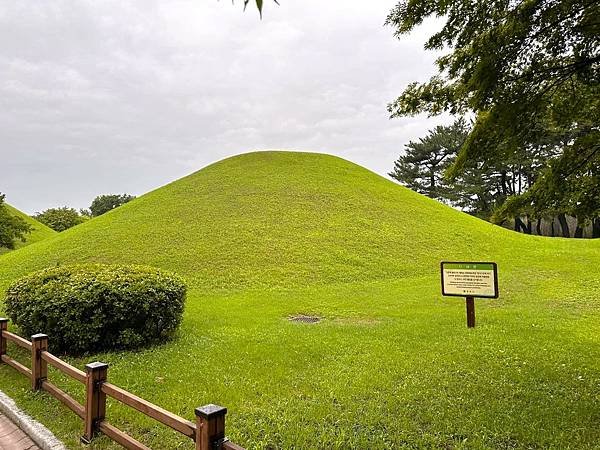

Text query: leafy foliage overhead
(386, 0), (600, 221)
(236, 0), (279, 17)
(387, 0), (599, 116)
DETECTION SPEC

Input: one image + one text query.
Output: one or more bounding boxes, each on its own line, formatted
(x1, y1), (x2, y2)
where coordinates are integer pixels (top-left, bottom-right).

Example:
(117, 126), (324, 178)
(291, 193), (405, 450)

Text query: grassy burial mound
(0, 152), (599, 449)
(0, 204), (56, 255)
(1, 151), (596, 291)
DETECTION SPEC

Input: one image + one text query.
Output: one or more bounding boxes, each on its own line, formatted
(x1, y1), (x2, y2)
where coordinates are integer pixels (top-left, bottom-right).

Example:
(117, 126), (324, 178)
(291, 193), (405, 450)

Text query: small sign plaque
(441, 262), (498, 298)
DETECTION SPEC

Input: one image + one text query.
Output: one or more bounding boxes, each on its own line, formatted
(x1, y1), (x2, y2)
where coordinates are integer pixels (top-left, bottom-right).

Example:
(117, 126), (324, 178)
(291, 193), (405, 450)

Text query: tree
(0, 193), (31, 249)
(90, 194), (135, 217)
(389, 119), (468, 202)
(493, 139), (600, 237)
(386, 0), (600, 226)
(34, 207), (87, 232)
(391, 119), (561, 229)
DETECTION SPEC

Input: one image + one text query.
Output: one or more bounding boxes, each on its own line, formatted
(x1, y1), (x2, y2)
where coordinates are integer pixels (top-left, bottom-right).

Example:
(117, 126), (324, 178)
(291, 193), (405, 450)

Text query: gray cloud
(0, 0), (449, 213)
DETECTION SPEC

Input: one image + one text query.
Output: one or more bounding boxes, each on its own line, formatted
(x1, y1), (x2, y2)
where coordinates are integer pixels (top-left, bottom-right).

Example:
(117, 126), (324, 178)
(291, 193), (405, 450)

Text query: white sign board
(441, 262), (498, 298)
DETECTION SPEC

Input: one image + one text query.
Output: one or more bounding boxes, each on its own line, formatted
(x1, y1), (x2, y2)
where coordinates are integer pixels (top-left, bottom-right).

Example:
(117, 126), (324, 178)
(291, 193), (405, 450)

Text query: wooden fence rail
(0, 318), (244, 450)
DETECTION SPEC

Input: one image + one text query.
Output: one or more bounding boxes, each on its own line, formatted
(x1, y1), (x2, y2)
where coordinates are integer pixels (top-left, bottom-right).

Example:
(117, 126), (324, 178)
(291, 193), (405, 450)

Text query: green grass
(0, 151), (599, 449)
(0, 204), (56, 255)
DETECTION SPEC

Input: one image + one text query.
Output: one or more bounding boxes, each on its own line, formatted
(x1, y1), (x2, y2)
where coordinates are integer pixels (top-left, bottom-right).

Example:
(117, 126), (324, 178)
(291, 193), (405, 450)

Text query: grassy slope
(0, 204), (56, 255)
(0, 151), (599, 449)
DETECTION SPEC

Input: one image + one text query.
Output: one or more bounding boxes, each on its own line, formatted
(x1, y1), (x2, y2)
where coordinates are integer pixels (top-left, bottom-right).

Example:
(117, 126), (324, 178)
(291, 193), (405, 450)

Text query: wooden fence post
(82, 362), (108, 444)
(195, 404), (227, 450)
(31, 334), (48, 390)
(0, 318), (7, 362)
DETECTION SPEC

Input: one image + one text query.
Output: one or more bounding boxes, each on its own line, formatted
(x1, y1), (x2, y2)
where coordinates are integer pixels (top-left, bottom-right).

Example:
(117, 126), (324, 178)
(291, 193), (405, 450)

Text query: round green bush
(5, 264), (186, 354)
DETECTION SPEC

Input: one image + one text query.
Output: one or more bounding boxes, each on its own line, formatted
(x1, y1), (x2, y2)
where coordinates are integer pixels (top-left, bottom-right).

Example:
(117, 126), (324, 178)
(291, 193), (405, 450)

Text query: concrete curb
(0, 390), (67, 450)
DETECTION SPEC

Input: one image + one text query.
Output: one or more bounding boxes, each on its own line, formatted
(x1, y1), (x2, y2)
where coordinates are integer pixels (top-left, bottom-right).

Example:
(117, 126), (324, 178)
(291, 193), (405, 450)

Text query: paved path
(0, 412), (40, 450)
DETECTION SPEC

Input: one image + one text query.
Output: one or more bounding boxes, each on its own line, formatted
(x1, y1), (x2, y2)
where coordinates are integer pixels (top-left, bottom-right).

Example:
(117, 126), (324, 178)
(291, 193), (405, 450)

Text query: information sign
(440, 261), (499, 328)
(441, 262), (498, 298)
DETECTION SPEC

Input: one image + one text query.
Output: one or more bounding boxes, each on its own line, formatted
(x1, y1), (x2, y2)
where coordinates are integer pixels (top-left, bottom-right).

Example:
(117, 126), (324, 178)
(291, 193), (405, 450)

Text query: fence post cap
(0, 318), (8, 323)
(195, 404), (227, 419)
(85, 361), (109, 372)
(31, 333), (48, 340)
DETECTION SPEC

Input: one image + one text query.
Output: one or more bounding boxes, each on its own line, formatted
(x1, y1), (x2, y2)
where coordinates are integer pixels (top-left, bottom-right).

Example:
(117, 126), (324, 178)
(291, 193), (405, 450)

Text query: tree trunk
(574, 218), (584, 238)
(525, 215), (532, 234)
(551, 218), (556, 237)
(514, 216), (528, 233)
(501, 170), (508, 196)
(536, 218), (542, 236)
(430, 170), (435, 196)
(557, 213), (570, 238)
(593, 218), (600, 239)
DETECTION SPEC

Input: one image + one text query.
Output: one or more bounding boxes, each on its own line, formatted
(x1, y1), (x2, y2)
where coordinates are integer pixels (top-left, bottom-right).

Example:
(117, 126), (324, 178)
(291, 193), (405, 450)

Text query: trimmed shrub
(5, 264), (186, 354)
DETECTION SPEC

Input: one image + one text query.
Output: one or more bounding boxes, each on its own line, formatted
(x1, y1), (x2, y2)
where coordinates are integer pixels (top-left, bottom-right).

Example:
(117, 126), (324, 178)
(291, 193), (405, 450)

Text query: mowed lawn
(1, 152), (599, 449)
(2, 273), (599, 449)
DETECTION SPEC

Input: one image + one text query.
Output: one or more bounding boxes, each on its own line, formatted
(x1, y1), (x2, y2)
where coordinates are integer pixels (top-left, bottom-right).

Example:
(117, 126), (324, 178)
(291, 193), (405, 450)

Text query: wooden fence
(0, 318), (244, 450)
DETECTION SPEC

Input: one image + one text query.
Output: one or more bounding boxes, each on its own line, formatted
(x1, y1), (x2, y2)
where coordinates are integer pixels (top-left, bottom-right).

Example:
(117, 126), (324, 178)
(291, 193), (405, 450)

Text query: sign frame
(440, 261), (499, 299)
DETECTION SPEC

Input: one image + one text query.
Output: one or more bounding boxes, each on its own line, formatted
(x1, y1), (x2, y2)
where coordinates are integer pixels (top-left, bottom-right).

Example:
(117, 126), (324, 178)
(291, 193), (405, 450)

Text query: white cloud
(0, 0), (451, 213)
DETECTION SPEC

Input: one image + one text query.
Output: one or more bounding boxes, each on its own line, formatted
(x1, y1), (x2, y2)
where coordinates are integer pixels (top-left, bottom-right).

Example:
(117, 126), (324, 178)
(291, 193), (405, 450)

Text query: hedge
(4, 264), (186, 354)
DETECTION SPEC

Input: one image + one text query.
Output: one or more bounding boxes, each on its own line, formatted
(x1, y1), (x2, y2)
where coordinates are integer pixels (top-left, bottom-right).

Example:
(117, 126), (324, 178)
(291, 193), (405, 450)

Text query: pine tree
(390, 119), (468, 202)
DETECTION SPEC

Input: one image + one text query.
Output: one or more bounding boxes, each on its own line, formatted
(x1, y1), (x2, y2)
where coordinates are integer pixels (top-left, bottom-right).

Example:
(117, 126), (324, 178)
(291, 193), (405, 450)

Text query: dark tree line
(391, 119), (598, 237)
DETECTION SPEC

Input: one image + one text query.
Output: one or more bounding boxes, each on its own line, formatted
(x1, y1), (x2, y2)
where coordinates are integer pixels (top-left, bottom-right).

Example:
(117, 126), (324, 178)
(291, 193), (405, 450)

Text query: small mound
(0, 204), (56, 255)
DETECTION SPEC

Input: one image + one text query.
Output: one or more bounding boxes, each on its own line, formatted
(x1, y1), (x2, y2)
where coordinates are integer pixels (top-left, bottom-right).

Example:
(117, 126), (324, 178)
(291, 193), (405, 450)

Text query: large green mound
(0, 204), (56, 256)
(0, 151), (597, 291)
(1, 152), (599, 449)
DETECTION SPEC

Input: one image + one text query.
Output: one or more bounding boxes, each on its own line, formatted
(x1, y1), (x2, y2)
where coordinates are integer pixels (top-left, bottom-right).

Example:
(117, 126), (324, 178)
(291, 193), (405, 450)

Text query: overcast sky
(1, 0), (449, 214)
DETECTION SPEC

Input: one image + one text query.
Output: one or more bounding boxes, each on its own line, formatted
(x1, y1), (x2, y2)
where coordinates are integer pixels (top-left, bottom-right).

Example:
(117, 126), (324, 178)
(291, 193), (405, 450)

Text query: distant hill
(0, 204), (56, 256)
(0, 151), (598, 292)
